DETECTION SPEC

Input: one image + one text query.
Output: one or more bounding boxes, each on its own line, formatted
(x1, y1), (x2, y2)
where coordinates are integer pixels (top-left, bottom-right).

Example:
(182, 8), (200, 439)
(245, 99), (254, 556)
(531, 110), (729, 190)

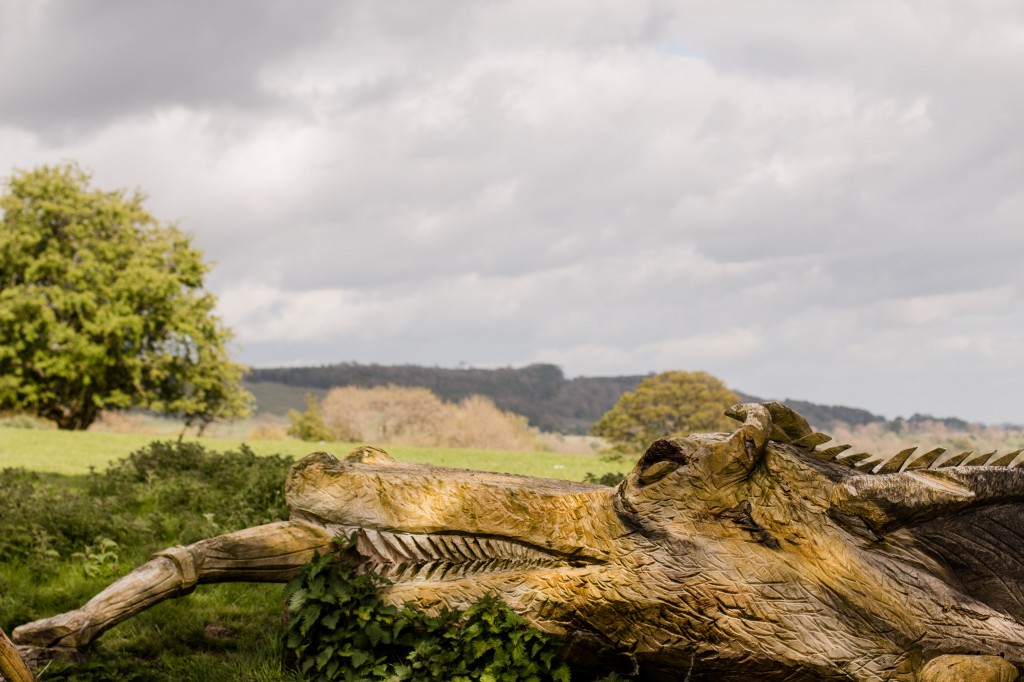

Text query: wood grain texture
(0, 627), (35, 682)
(13, 405), (1024, 680)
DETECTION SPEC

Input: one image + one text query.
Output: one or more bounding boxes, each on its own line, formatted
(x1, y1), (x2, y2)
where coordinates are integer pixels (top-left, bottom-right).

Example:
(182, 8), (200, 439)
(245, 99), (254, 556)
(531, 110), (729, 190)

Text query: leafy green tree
(592, 370), (740, 452)
(0, 163), (252, 430)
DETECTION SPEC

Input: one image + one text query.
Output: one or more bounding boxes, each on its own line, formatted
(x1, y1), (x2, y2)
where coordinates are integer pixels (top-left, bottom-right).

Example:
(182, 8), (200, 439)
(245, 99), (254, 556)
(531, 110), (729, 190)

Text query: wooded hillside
(247, 363), (643, 434)
(245, 363), (915, 434)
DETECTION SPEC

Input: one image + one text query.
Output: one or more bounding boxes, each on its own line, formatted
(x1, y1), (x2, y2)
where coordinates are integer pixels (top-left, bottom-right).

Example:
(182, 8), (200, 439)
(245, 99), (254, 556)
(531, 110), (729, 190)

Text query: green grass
(0, 427), (633, 481)
(0, 430), (629, 681)
(28, 581), (303, 681)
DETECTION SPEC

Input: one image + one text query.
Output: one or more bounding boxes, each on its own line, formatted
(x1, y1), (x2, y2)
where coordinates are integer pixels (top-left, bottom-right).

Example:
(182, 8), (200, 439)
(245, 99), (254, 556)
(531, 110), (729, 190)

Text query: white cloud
(534, 328), (760, 372)
(884, 287), (1016, 325)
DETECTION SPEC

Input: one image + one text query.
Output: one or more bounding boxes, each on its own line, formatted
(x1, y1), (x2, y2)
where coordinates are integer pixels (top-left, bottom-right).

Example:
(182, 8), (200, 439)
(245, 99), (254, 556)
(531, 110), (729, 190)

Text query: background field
(0, 426), (633, 481)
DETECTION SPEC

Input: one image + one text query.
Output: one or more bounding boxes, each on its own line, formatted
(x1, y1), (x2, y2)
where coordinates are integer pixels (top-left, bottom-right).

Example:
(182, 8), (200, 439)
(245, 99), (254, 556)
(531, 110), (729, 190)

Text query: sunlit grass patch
(0, 427), (633, 481)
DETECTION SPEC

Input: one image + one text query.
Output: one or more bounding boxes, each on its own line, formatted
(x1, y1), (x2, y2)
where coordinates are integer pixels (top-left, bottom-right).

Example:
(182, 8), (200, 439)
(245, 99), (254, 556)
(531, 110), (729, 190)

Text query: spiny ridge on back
(804, 437), (1024, 474)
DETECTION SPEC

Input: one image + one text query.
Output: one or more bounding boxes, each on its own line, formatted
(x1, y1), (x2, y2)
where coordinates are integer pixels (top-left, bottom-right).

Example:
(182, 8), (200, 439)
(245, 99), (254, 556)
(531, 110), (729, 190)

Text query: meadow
(0, 427), (632, 682)
(0, 427), (631, 481)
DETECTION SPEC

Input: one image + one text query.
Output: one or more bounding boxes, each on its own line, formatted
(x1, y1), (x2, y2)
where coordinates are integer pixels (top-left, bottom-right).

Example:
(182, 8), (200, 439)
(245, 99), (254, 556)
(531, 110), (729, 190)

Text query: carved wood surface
(0, 627), (35, 682)
(13, 403), (1024, 680)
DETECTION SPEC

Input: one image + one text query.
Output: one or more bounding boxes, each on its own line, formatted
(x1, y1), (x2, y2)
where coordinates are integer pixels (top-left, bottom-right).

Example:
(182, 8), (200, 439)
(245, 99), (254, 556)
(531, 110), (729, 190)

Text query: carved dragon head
(286, 402), (1024, 681)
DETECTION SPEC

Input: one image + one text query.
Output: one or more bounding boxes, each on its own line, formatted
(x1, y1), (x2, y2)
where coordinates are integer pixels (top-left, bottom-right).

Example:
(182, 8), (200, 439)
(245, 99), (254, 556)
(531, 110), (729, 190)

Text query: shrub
(0, 468), (137, 568)
(0, 441), (294, 571)
(0, 413), (54, 429)
(583, 471), (626, 487)
(443, 395), (536, 450)
(318, 385), (536, 450)
(249, 421), (290, 440)
(288, 394), (337, 442)
(284, 538), (571, 681)
(321, 385), (443, 444)
(98, 440), (294, 535)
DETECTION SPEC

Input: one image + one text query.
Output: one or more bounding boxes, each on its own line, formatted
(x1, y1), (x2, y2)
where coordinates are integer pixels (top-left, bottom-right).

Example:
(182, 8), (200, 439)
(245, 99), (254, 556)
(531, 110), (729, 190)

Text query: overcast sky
(2, 0), (1023, 423)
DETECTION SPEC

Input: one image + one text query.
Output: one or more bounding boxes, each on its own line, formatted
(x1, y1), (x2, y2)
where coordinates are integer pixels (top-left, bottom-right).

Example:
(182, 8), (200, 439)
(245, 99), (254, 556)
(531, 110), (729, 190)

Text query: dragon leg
(12, 520), (334, 651)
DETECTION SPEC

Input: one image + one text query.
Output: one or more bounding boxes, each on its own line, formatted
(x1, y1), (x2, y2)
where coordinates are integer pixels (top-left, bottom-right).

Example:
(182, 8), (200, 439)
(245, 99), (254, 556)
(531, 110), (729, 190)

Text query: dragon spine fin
(812, 444), (1024, 475)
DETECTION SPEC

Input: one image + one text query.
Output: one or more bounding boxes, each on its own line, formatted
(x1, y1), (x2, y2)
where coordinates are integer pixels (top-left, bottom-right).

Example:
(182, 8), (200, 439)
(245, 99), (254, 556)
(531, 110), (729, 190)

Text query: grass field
(0, 427), (630, 681)
(0, 426), (634, 481)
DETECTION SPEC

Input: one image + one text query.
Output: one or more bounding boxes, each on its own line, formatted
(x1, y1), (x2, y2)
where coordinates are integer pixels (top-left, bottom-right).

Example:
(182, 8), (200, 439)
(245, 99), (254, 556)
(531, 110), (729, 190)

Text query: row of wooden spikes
(810, 441), (1024, 474)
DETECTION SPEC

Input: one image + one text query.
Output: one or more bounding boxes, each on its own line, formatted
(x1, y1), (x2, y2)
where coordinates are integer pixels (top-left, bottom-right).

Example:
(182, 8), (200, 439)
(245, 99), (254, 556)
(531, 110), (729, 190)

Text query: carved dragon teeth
(358, 529), (396, 563)
(462, 538), (487, 561)
(389, 534), (423, 561)
(438, 535), (472, 561)
(383, 533), (416, 561)
(354, 529), (566, 583)
(371, 555), (560, 583)
(478, 538), (499, 557)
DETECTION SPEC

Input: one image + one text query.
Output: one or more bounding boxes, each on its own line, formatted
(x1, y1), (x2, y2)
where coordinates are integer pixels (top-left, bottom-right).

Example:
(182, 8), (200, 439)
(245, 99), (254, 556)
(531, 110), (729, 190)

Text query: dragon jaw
(284, 448), (625, 616)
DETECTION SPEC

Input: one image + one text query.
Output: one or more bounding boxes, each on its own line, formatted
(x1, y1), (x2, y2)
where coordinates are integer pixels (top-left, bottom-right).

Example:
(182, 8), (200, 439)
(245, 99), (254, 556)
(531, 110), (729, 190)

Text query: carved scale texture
(907, 505), (1024, 623)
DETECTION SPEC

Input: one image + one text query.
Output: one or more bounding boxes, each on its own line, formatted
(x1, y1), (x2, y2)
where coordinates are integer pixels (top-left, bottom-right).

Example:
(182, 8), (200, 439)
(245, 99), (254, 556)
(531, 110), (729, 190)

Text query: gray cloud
(1, 0), (1022, 423)
(0, 0), (339, 135)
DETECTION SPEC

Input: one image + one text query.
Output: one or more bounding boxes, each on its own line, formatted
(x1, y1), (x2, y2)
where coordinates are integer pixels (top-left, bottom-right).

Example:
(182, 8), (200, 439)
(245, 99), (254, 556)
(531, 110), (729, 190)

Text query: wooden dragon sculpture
(10, 402), (1024, 681)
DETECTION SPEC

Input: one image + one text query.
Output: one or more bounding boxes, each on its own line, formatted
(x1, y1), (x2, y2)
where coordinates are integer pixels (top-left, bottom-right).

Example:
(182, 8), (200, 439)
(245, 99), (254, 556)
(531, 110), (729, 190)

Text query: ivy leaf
(284, 537), (571, 681)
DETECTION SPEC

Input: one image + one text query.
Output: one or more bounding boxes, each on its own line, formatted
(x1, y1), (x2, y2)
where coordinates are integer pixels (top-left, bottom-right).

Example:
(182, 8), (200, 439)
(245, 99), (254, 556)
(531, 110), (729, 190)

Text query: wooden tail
(0, 627), (35, 682)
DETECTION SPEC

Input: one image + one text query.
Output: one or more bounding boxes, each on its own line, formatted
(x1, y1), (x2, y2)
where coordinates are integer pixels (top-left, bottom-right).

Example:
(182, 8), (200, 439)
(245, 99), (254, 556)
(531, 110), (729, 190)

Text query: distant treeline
(248, 362), (968, 435)
(735, 394), (885, 429)
(735, 395), (980, 431)
(247, 363), (647, 434)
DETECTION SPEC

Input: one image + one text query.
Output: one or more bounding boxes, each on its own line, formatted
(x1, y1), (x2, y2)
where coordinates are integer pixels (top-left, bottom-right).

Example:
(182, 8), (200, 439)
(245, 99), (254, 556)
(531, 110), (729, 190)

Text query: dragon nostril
(637, 438), (691, 484)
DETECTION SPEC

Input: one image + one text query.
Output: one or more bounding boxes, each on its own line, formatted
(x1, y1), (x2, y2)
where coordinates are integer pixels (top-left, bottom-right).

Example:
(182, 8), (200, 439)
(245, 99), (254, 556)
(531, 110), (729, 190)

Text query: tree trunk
(52, 404), (98, 430)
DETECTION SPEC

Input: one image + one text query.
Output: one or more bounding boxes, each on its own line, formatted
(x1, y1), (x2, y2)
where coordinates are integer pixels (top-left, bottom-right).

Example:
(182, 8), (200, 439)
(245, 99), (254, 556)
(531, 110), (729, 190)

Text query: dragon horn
(711, 403), (775, 487)
(725, 401), (816, 444)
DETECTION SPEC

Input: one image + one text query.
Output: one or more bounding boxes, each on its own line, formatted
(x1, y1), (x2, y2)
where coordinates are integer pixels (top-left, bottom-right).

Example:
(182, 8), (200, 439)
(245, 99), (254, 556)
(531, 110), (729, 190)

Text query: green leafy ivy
(283, 537), (572, 681)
